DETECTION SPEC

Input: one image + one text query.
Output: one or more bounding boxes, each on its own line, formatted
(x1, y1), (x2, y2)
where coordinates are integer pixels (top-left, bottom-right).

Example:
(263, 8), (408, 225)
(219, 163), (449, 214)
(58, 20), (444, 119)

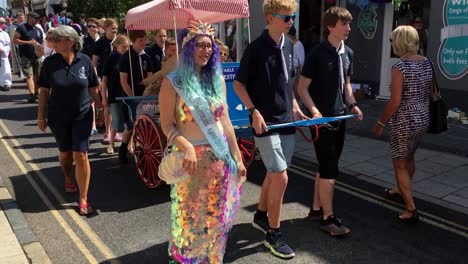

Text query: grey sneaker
(264, 231), (295, 259)
(320, 215), (351, 237)
(252, 214), (268, 234)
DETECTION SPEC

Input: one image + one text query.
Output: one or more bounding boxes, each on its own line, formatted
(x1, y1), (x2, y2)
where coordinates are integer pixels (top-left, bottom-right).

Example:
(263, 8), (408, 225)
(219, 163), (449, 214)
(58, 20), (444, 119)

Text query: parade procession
(0, 0), (467, 263)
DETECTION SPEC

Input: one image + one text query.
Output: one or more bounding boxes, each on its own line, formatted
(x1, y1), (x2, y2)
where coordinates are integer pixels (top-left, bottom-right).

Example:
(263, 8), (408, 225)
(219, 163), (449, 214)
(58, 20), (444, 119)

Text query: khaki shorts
(20, 56), (42, 77)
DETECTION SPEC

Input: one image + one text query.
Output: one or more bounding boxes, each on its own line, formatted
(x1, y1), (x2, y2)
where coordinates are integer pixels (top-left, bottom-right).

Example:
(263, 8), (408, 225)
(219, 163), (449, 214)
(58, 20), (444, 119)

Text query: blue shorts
(48, 110), (92, 152)
(255, 134), (295, 172)
(110, 102), (125, 132)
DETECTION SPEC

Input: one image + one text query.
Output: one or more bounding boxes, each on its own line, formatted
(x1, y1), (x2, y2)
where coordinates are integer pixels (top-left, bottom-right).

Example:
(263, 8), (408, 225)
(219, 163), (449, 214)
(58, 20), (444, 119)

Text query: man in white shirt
(0, 17), (12, 91)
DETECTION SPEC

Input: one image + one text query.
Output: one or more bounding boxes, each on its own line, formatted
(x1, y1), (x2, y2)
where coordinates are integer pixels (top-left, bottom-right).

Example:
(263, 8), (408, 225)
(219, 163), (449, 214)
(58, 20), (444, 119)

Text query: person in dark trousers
(13, 12), (43, 103)
(118, 30), (153, 164)
(145, 29), (167, 72)
(37, 25), (101, 216)
(298, 6), (363, 237)
(234, 0), (307, 259)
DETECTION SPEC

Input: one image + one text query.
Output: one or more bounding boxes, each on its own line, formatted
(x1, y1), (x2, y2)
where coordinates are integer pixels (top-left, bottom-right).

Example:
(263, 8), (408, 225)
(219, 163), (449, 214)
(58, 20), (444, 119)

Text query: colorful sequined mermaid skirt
(168, 145), (241, 264)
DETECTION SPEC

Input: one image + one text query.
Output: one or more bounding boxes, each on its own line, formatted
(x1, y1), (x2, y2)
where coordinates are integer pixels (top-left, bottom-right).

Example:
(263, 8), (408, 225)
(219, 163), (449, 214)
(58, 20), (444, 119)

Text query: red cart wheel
(132, 114), (165, 188)
(237, 136), (256, 168)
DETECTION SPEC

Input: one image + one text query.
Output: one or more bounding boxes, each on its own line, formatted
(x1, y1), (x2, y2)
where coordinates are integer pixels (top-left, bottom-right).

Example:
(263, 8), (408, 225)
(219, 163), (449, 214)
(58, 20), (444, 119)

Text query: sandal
(398, 209), (419, 224)
(384, 188), (403, 203)
(78, 203), (96, 216)
(65, 182), (78, 193)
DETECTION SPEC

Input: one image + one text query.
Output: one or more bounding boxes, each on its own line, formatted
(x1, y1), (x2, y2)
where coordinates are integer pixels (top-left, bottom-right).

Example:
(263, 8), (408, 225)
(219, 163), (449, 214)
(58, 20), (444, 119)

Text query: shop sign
(438, 0), (468, 80)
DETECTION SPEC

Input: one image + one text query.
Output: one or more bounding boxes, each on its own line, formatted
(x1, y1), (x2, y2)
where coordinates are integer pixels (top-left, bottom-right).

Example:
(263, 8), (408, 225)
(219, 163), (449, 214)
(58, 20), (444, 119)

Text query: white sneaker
(106, 143), (114, 154)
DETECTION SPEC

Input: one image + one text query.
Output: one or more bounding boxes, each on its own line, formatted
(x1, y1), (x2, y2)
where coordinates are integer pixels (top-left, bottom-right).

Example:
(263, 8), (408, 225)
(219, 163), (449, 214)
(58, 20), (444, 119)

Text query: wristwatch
(248, 107), (257, 116)
(349, 103), (358, 110)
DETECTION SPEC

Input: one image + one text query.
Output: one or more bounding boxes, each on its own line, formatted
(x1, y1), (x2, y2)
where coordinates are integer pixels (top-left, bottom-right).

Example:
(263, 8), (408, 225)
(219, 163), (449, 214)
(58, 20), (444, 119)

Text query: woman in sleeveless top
(159, 21), (247, 263)
(375, 26), (432, 223)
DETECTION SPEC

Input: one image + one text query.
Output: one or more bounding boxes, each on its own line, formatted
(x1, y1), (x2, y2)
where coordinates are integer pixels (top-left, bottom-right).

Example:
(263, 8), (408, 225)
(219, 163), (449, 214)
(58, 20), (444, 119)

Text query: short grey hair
(53, 25), (83, 53)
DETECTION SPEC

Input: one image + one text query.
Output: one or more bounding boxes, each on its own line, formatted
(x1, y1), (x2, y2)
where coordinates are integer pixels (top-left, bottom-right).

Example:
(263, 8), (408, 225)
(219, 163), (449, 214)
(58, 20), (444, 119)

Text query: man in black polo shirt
(13, 12), (43, 103)
(234, 0), (306, 259)
(118, 30), (153, 163)
(298, 6), (363, 237)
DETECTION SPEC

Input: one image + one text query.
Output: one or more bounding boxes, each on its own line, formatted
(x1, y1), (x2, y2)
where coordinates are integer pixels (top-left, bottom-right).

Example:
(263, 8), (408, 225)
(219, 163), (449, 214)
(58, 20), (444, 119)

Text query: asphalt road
(1, 83), (468, 264)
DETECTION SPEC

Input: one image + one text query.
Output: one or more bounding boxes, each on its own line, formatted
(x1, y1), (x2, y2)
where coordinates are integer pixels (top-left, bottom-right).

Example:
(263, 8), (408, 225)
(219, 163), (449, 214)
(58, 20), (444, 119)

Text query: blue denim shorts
(254, 134), (295, 172)
(109, 102), (125, 132)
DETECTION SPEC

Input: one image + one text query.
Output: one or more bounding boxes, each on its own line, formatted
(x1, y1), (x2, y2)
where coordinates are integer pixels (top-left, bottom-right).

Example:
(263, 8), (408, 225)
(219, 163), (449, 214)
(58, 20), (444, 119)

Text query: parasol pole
(172, 9), (179, 61)
(127, 28), (135, 96)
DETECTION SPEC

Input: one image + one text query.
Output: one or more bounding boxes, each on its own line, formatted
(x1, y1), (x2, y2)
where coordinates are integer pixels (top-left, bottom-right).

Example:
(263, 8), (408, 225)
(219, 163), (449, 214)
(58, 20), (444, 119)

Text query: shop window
(391, 0), (430, 56)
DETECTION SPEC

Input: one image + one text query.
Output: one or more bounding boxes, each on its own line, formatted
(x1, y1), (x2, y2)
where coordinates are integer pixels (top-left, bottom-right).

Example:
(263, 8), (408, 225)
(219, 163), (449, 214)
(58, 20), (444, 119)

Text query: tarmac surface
(0, 79), (467, 263)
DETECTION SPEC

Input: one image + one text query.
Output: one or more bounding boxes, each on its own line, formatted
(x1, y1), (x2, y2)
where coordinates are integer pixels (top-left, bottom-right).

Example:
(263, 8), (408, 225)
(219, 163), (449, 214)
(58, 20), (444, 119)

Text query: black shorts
(48, 110), (93, 152)
(312, 120), (346, 179)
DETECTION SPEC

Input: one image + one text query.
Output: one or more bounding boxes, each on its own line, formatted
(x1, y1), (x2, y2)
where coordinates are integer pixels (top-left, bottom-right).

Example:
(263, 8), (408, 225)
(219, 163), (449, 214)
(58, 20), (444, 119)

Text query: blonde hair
(112, 34), (129, 49)
(263, 0), (298, 23)
(103, 18), (117, 28)
(390, 25), (419, 57)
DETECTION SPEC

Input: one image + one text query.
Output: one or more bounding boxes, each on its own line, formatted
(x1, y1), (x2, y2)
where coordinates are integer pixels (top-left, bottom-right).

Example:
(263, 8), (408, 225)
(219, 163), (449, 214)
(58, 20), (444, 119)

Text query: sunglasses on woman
(271, 13), (296, 23)
(220, 52), (229, 56)
(87, 24), (97, 28)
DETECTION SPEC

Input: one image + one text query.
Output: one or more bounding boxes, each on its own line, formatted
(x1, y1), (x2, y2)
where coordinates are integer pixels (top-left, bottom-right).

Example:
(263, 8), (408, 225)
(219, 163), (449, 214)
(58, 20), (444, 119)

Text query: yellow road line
(0, 120), (117, 262)
(0, 130), (98, 264)
(288, 165), (468, 238)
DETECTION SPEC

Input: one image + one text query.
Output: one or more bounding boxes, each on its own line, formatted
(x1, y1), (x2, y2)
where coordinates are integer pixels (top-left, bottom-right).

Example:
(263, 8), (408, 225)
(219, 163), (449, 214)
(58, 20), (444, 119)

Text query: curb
(0, 177), (52, 264)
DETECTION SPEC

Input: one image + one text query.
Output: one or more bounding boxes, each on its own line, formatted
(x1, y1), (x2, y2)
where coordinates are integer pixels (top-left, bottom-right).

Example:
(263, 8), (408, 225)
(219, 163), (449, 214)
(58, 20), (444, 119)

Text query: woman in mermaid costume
(159, 20), (247, 264)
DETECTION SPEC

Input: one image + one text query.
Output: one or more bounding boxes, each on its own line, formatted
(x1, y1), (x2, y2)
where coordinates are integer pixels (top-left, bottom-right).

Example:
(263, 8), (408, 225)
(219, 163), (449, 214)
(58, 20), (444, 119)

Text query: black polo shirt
(301, 40), (353, 116)
(235, 29), (295, 136)
(16, 23), (43, 59)
(38, 53), (99, 122)
(81, 35), (97, 59)
(145, 43), (163, 72)
(102, 51), (123, 104)
(119, 46), (153, 96)
(92, 37), (113, 77)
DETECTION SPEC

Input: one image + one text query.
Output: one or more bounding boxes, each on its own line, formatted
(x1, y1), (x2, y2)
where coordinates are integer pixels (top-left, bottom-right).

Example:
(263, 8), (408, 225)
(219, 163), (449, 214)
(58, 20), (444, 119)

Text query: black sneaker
(320, 215), (351, 237)
(252, 214), (268, 234)
(0, 85), (10, 91)
(118, 146), (129, 164)
(264, 231), (295, 259)
(27, 93), (36, 103)
(308, 207), (322, 220)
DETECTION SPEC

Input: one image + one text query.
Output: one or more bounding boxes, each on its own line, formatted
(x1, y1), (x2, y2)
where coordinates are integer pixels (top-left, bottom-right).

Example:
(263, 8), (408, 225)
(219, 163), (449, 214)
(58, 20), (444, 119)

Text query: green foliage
(67, 0), (148, 26)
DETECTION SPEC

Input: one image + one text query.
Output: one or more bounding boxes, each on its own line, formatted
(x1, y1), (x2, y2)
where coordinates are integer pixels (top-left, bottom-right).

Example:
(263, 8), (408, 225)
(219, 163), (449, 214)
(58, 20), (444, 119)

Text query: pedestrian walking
(159, 20), (246, 263)
(234, 0), (307, 259)
(13, 12), (43, 103)
(81, 17), (99, 59)
(0, 17), (12, 91)
(92, 18), (118, 141)
(297, 6), (363, 237)
(37, 25), (101, 216)
(118, 30), (153, 164)
(145, 29), (167, 72)
(374, 25), (431, 224)
(101, 34), (129, 154)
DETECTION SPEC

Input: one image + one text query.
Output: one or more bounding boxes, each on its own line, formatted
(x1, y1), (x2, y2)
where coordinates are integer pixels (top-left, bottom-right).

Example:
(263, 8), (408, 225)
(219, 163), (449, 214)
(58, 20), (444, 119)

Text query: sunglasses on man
(271, 13), (296, 23)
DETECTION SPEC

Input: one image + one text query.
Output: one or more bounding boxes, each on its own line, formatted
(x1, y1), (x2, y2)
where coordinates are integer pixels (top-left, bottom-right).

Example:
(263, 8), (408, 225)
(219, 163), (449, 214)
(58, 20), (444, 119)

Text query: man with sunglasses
(234, 0), (306, 259)
(80, 18), (99, 59)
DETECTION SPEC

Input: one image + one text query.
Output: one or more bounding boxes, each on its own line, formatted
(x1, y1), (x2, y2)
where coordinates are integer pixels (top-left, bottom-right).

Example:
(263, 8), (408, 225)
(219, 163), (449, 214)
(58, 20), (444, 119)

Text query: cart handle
(266, 115), (357, 130)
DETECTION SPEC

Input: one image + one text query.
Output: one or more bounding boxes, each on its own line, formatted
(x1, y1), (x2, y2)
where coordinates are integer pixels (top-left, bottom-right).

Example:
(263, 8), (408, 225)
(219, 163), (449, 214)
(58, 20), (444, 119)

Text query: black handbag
(427, 60), (448, 134)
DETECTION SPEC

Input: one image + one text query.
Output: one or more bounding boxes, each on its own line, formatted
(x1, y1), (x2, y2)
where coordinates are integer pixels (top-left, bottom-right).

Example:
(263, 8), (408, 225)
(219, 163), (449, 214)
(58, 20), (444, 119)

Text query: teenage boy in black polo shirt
(298, 6), (363, 237)
(234, 0), (307, 259)
(118, 30), (153, 163)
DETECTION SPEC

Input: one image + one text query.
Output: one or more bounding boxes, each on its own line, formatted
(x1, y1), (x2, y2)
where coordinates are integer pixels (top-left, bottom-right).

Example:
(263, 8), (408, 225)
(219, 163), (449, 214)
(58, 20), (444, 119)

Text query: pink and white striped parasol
(125, 0), (250, 30)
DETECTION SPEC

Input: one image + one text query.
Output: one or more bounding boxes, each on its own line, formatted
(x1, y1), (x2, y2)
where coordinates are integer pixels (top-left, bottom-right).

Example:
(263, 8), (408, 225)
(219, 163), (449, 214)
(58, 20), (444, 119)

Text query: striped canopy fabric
(125, 0), (250, 30)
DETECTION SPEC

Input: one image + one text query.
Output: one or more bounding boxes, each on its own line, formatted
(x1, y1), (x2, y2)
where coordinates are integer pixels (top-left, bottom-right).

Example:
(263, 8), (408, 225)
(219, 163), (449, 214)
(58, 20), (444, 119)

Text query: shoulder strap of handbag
(427, 59), (441, 97)
(166, 72), (237, 177)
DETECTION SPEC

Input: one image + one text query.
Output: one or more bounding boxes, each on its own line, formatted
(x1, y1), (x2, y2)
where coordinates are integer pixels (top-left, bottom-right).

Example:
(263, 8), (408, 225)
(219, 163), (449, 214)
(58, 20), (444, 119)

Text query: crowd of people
(0, 0), (435, 262)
